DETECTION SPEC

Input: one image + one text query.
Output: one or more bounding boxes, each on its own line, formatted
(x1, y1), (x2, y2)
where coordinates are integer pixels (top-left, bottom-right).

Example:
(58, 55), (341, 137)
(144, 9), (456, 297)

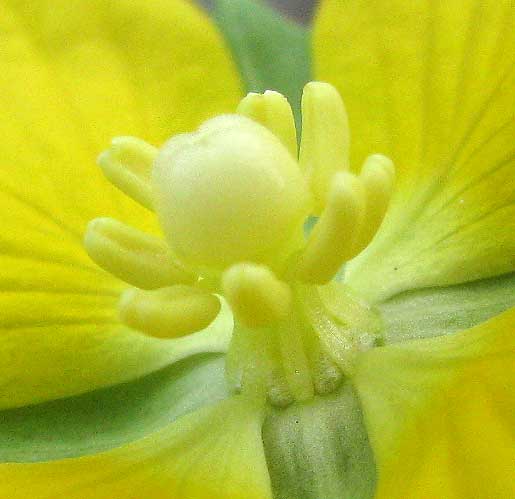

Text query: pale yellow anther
(295, 172), (366, 284)
(299, 82), (350, 214)
(98, 136), (157, 210)
(237, 90), (298, 158)
(353, 154), (395, 254)
(119, 286), (220, 339)
(222, 263), (292, 328)
(84, 217), (195, 290)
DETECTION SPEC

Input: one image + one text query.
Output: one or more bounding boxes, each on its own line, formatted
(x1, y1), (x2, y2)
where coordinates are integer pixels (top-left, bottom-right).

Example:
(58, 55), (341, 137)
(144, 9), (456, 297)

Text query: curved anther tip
(350, 154), (396, 254)
(97, 136), (157, 211)
(84, 217), (196, 290)
(236, 89), (297, 158)
(302, 81), (337, 94)
(119, 285), (220, 339)
(361, 154), (395, 185)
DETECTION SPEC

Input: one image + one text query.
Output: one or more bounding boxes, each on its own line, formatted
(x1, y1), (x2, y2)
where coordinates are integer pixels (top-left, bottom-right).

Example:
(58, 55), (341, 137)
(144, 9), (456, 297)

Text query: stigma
(84, 82), (394, 406)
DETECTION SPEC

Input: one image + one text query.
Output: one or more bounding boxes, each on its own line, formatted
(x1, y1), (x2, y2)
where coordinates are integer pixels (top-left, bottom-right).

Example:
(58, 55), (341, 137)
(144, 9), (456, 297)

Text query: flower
(0, 1), (513, 499)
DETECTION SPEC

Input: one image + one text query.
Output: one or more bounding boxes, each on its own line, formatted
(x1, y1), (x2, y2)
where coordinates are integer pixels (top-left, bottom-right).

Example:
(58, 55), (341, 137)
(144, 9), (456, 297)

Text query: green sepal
(214, 0), (311, 130)
(0, 354), (228, 462)
(379, 272), (515, 343)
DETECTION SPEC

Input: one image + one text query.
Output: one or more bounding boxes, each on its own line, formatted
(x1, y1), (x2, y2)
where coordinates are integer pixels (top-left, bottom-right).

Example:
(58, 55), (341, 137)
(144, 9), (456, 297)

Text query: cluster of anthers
(85, 82), (395, 407)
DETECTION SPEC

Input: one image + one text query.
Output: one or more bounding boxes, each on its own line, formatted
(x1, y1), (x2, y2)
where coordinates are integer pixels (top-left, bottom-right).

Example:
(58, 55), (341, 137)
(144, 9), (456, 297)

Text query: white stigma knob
(152, 115), (310, 270)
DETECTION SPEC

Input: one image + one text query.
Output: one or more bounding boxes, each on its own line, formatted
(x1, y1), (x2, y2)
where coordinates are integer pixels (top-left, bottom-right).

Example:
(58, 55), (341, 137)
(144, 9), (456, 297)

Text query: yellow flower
(0, 1), (513, 499)
(315, 1), (515, 496)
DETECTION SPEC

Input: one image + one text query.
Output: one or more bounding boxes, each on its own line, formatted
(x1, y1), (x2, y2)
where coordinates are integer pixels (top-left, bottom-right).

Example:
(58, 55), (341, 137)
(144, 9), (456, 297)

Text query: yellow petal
(353, 308), (515, 499)
(0, 397), (273, 499)
(0, 0), (240, 406)
(0, 295), (232, 410)
(1, 0), (241, 234)
(315, 0), (515, 301)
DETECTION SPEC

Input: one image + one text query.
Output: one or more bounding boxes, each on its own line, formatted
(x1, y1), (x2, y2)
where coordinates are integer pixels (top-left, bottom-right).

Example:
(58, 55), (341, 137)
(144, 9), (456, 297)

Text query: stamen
(87, 81), (395, 407)
(298, 317), (344, 395)
(277, 309), (315, 402)
(226, 322), (276, 400)
(84, 217), (195, 289)
(298, 284), (382, 375)
(118, 286), (220, 339)
(299, 82), (350, 214)
(352, 154), (395, 254)
(222, 263), (292, 327)
(295, 172), (366, 284)
(98, 136), (157, 210)
(237, 90), (297, 157)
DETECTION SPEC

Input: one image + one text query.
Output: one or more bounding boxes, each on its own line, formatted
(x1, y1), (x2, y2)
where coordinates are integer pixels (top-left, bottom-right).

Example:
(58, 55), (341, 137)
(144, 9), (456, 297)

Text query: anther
(118, 286), (220, 339)
(98, 136), (157, 210)
(352, 154), (395, 254)
(222, 263), (292, 328)
(299, 82), (350, 214)
(84, 217), (195, 289)
(237, 90), (297, 157)
(295, 172), (366, 284)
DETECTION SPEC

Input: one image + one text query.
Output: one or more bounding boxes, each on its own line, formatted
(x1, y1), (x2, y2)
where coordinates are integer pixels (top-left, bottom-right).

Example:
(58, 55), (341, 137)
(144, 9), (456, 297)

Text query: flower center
(84, 82), (394, 406)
